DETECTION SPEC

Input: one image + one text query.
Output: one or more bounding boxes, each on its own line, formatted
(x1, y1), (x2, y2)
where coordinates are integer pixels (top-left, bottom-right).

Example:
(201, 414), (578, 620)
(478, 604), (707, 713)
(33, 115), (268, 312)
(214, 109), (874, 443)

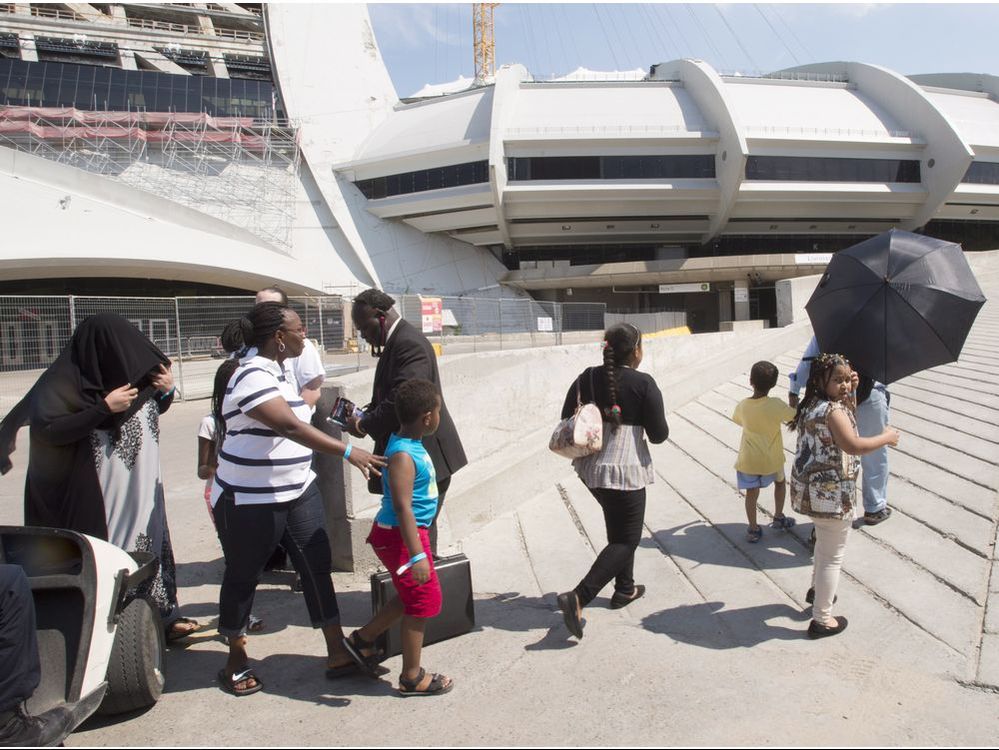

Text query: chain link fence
(394, 296), (605, 353)
(0, 294), (609, 418)
(0, 295), (346, 417)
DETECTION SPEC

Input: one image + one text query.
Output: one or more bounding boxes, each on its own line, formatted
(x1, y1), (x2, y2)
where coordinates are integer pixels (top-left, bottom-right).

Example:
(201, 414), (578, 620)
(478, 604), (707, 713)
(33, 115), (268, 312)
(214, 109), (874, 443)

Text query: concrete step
(458, 511), (541, 598)
(888, 451), (996, 519)
(694, 380), (996, 560)
(894, 376), (999, 412)
(645, 440), (969, 674)
(443, 424), (577, 542)
(903, 368), (999, 396)
(667, 379), (990, 657)
(514, 485), (595, 597)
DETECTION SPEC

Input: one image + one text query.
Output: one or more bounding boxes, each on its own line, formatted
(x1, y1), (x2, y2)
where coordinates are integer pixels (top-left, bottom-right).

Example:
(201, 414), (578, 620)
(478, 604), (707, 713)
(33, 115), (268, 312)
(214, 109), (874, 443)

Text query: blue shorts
(737, 471), (784, 490)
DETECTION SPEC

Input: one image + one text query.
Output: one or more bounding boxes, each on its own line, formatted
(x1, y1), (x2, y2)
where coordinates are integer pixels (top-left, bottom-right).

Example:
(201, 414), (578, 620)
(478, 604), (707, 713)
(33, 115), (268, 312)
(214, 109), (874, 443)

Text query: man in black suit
(346, 289), (467, 556)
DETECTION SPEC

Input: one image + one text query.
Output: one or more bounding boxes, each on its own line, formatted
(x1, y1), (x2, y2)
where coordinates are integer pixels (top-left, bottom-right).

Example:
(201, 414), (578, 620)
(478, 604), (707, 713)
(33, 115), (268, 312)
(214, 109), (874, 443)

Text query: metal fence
(0, 295), (345, 416)
(395, 295), (605, 351)
(0, 294), (606, 417)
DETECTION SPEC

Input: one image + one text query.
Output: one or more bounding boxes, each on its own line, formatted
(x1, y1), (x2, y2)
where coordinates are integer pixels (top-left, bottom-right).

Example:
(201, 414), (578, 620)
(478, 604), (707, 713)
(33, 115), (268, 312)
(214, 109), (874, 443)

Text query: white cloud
(369, 4), (463, 49)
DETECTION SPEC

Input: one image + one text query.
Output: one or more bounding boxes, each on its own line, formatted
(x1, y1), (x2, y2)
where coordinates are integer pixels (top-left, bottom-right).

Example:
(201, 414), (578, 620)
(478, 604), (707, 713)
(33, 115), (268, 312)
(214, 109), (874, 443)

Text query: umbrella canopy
(805, 229), (986, 384)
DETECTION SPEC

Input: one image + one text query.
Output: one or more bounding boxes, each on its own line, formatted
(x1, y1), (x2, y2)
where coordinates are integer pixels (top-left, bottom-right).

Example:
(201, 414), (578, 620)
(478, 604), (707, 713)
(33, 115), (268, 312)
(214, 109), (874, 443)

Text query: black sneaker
(864, 507), (893, 526)
(0, 702), (74, 747)
(807, 616), (848, 639)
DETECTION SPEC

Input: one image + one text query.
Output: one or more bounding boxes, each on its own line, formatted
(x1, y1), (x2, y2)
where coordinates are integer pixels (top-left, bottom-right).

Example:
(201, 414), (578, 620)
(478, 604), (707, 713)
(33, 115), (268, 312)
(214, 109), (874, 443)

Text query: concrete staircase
(447, 273), (999, 690)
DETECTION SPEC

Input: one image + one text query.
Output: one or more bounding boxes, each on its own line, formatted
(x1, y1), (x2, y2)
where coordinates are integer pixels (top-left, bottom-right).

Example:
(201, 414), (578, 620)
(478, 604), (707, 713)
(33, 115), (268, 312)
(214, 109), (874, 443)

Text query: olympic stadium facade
(1, 4), (998, 328)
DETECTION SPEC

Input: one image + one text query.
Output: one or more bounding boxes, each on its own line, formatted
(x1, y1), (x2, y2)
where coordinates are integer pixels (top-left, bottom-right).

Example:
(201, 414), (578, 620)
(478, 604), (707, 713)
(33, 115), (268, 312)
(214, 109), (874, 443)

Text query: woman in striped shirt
(211, 302), (386, 697)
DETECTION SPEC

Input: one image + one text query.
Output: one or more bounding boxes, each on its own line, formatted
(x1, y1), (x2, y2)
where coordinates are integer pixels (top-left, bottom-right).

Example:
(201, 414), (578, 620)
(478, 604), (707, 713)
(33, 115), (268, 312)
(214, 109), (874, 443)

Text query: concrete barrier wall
(776, 273), (822, 327)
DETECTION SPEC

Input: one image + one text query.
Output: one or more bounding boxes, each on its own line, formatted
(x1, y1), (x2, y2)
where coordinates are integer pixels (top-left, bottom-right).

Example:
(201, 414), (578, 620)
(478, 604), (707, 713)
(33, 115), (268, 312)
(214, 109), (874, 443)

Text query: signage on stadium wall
(420, 297), (443, 333)
(537, 317), (554, 332)
(795, 253), (833, 265)
(658, 282), (711, 294)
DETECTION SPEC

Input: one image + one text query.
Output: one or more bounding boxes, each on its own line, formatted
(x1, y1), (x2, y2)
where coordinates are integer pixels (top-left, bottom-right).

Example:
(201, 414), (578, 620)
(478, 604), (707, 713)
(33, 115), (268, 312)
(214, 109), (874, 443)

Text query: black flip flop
(166, 617), (201, 643)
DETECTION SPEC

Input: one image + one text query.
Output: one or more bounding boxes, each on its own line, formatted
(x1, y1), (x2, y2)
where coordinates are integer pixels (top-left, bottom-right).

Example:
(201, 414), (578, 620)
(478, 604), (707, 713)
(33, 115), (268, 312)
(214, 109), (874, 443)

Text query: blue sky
(368, 3), (999, 98)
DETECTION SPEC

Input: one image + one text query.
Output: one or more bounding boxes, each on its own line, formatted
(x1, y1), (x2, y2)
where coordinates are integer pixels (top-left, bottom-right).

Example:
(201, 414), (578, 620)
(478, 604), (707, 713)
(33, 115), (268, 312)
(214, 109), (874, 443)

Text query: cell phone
(329, 396), (364, 427)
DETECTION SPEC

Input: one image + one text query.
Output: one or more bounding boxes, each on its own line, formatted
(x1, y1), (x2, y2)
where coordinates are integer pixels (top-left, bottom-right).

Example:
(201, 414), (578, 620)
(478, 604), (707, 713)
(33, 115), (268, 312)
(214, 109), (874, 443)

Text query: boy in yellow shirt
(732, 361), (798, 543)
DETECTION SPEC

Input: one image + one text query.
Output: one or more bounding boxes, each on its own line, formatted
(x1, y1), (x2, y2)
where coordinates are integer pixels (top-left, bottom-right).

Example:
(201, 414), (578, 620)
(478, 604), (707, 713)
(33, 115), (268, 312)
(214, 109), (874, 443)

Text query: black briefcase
(369, 553), (475, 658)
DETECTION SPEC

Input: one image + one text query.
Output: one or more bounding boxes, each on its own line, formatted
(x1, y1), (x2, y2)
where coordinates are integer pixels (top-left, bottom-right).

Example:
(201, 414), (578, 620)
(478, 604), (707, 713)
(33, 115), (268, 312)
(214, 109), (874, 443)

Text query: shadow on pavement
(642, 600), (810, 649)
(469, 592), (579, 650)
(647, 521), (813, 572)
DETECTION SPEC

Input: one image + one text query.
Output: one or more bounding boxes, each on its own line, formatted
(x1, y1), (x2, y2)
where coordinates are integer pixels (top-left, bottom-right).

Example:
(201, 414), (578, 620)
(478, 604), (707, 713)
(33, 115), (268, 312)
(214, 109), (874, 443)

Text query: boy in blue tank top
(341, 379), (454, 697)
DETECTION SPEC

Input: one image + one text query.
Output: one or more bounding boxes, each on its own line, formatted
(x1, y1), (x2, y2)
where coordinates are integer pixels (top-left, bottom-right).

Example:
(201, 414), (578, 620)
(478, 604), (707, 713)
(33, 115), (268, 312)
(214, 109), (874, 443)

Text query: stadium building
(1, 4), (998, 330)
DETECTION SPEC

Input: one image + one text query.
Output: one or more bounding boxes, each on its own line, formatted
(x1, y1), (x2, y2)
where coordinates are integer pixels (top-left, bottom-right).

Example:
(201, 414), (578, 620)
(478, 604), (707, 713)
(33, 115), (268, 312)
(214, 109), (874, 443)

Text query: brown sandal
(398, 667), (453, 697)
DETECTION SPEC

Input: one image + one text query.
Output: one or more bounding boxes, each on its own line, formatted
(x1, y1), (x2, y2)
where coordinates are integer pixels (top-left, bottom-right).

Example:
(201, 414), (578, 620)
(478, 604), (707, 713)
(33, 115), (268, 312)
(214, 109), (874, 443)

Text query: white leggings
(811, 516), (852, 624)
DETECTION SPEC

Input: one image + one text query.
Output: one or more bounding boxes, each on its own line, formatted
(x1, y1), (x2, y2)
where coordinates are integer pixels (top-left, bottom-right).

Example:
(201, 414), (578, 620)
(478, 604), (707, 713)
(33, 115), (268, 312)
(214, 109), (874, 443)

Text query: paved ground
(2, 276), (997, 745)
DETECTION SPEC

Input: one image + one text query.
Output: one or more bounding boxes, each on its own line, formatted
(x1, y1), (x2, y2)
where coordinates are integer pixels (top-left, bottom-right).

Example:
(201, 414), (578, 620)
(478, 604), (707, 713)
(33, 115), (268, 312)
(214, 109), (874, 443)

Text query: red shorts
(367, 523), (442, 618)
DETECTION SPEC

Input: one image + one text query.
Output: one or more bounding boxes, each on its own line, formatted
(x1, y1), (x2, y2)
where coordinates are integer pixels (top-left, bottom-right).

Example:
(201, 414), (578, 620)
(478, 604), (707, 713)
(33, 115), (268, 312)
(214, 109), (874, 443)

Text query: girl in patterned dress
(789, 353), (899, 639)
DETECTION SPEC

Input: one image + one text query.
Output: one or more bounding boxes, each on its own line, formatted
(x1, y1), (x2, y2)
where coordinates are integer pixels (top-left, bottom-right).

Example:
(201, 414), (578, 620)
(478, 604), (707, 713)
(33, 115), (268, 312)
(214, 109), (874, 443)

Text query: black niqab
(0, 313), (170, 536)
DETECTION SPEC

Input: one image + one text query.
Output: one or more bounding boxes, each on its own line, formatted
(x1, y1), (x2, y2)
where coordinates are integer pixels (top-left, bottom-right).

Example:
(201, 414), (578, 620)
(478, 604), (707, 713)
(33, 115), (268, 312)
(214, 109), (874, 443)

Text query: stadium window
(353, 160), (490, 199)
(745, 156), (920, 183)
(963, 162), (999, 185)
(507, 155), (715, 181)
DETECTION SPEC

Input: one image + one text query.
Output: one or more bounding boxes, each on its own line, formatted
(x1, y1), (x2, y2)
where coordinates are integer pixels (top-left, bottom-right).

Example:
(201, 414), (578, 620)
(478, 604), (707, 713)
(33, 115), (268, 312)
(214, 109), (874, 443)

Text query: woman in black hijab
(0, 313), (197, 640)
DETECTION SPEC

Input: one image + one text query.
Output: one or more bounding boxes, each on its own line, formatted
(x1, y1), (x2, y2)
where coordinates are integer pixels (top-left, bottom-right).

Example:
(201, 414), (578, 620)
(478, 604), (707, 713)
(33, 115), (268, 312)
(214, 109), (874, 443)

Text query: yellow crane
(473, 3), (499, 83)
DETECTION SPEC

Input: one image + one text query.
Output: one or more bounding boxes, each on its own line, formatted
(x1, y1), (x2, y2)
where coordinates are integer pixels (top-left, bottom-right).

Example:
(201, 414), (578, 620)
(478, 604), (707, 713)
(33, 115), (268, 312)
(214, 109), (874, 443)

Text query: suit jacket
(360, 319), (468, 494)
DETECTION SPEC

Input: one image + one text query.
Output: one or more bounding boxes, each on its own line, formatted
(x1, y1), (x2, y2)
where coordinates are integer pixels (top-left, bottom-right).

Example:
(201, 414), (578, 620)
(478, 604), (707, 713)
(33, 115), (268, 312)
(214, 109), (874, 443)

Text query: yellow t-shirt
(732, 396), (797, 476)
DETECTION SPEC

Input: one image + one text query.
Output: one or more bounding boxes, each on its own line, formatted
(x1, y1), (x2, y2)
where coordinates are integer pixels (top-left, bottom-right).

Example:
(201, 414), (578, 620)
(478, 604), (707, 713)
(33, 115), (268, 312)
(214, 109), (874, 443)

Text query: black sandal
(341, 630), (380, 677)
(398, 667), (453, 697)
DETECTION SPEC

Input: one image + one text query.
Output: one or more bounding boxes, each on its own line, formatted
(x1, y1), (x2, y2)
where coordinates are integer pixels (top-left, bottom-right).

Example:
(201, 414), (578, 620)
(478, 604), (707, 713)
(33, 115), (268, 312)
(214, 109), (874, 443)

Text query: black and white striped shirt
(210, 355), (315, 506)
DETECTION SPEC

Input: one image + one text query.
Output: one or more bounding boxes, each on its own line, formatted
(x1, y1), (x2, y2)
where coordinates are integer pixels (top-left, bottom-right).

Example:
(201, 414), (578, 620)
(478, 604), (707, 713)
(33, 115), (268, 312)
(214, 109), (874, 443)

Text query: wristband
(343, 443), (352, 460)
(157, 385), (176, 399)
(396, 552), (427, 576)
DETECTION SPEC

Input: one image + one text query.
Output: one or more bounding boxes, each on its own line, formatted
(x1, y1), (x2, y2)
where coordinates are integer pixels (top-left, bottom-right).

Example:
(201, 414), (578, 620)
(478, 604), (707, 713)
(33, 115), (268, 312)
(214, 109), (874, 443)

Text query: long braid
(603, 343), (621, 429)
(210, 357), (239, 448)
(601, 323), (642, 431)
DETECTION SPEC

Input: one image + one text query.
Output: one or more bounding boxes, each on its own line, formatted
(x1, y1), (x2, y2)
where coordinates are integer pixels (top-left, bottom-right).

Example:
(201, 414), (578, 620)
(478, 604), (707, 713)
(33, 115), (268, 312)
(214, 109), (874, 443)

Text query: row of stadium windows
(354, 155), (999, 200)
(0, 58), (276, 118)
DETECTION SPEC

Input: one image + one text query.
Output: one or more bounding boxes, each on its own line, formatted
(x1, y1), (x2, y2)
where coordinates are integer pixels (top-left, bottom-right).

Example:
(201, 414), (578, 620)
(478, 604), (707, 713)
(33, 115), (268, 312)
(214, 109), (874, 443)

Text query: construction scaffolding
(0, 105), (300, 250)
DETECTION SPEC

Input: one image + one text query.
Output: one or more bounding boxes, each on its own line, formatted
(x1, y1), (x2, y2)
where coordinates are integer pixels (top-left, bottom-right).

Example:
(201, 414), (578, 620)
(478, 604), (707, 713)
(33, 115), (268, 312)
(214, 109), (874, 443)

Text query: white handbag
(549, 369), (604, 459)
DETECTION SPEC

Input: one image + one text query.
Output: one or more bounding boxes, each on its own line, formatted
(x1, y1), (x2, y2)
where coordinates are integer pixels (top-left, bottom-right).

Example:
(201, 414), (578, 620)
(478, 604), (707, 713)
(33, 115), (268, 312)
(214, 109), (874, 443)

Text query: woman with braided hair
(556, 323), (669, 639)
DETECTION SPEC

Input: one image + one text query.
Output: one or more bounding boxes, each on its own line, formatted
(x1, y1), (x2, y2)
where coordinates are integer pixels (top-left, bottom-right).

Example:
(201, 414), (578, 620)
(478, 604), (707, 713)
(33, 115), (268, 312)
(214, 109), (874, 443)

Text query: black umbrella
(805, 229), (986, 384)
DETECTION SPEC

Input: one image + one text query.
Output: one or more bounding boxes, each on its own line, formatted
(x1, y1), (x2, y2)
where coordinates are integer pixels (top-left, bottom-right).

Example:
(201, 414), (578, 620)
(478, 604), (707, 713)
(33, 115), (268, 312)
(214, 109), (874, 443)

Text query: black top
(561, 366), (669, 444)
(360, 319), (468, 494)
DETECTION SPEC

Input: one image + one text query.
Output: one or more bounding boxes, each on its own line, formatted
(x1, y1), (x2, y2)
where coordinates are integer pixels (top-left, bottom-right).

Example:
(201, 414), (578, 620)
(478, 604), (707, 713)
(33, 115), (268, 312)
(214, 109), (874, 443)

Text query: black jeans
(215, 481), (340, 638)
(574, 487), (647, 606)
(0, 565), (40, 714)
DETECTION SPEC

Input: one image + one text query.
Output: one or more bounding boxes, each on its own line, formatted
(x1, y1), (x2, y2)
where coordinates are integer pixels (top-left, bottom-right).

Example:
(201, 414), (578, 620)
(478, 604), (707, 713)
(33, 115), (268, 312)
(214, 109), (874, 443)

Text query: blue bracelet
(343, 443), (352, 460)
(156, 385), (176, 400)
(396, 552), (427, 576)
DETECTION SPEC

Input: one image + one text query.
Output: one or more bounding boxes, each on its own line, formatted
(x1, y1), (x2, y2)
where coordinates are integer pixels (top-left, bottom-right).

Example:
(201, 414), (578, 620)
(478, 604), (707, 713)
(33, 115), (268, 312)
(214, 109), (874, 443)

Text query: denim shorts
(737, 470), (784, 490)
